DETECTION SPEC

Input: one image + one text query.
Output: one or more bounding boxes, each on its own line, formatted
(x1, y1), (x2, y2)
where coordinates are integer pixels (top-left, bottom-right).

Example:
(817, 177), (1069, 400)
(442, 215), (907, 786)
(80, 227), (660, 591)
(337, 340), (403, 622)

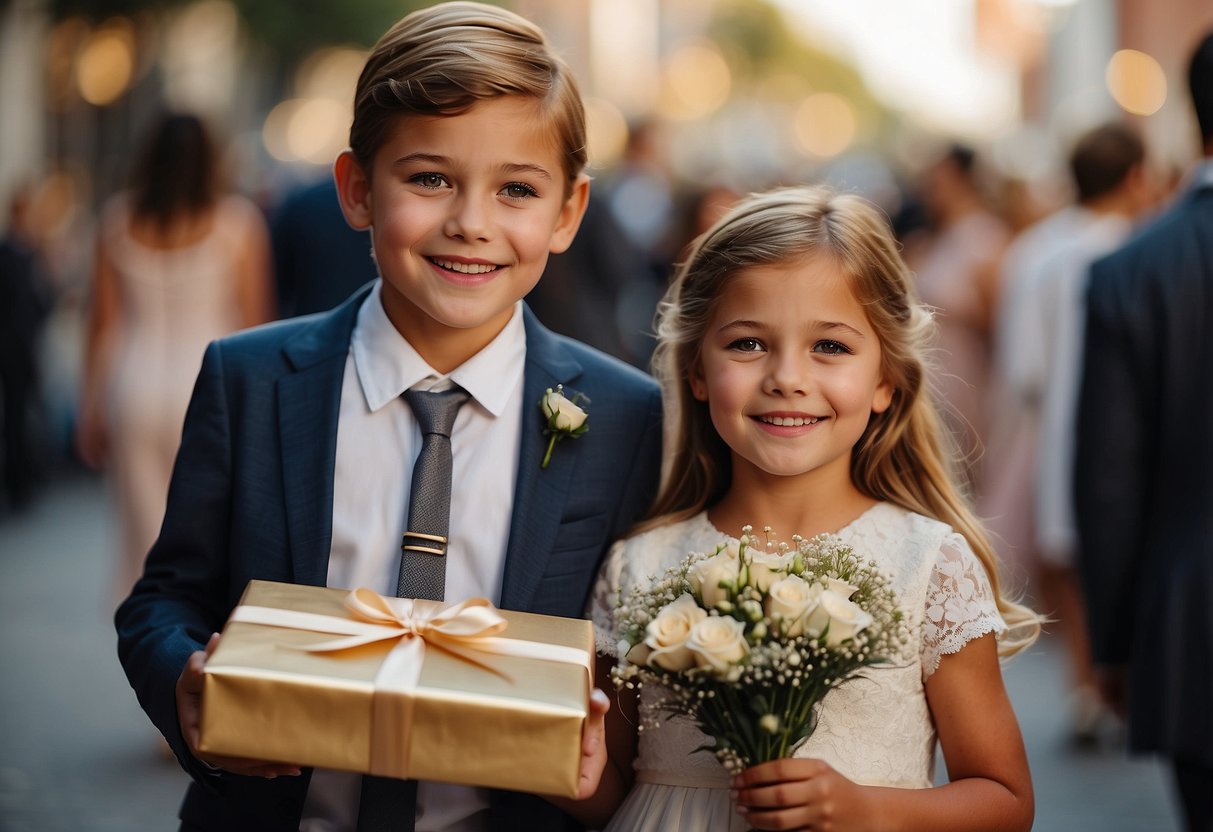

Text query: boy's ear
(548, 173), (591, 254)
(333, 150), (373, 230)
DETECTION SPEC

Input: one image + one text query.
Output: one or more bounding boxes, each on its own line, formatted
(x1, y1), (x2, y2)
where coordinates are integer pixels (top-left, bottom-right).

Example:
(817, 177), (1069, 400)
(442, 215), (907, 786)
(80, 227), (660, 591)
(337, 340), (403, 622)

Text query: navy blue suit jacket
(115, 285), (663, 830)
(1074, 180), (1213, 766)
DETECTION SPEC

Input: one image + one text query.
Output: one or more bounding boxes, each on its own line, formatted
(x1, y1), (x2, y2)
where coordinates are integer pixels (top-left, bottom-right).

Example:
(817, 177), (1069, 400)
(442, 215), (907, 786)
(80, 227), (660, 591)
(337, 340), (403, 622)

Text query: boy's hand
(574, 688), (611, 799)
(176, 633), (302, 779)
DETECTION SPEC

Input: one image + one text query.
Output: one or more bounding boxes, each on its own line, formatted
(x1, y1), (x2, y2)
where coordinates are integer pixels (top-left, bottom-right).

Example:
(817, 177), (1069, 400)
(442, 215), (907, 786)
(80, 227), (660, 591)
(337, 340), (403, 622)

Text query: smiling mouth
(429, 257), (501, 275)
(757, 415), (820, 427)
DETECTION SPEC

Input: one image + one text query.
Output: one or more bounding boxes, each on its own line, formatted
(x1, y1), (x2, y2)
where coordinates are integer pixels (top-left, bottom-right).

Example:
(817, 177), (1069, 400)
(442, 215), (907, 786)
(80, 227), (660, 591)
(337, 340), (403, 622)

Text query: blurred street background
(3, 0), (1213, 829)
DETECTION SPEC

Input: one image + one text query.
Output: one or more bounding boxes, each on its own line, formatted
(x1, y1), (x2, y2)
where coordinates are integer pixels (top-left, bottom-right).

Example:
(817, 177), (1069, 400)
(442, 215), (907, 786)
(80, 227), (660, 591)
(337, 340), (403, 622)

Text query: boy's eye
(410, 173), (448, 189)
(501, 182), (539, 200)
(813, 340), (851, 356)
(727, 337), (764, 353)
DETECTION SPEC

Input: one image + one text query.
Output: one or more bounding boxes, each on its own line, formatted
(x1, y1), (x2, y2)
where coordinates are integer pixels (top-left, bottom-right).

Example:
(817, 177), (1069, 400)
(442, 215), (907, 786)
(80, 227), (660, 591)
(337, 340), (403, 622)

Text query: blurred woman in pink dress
(906, 144), (1011, 488)
(77, 113), (274, 608)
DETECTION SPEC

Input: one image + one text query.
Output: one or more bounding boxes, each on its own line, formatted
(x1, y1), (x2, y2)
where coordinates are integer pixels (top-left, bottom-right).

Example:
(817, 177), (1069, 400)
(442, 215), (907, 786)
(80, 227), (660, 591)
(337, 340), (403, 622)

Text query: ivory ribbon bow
(227, 588), (591, 776)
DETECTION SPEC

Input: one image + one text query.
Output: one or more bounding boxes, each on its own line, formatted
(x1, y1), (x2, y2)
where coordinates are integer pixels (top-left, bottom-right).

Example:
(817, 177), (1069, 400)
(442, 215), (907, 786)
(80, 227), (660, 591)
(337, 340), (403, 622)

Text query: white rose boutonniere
(539, 384), (589, 468)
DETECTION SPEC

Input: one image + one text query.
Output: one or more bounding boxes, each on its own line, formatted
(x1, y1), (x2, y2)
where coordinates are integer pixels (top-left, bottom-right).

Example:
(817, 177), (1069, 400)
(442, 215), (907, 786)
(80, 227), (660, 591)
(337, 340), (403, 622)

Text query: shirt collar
(351, 282), (527, 417)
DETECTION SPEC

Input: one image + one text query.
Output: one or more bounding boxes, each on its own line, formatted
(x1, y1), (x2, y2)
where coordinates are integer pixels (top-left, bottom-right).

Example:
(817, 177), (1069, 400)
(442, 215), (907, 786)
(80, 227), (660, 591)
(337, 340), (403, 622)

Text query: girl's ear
(871, 376), (894, 414)
(334, 150), (372, 230)
(690, 362), (709, 401)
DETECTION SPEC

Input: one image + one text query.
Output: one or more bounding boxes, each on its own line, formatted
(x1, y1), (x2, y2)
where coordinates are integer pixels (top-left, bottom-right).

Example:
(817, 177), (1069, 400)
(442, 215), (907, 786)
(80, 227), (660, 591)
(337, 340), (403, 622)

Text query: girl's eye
(813, 340), (852, 356)
(727, 337), (764, 353)
(502, 182), (539, 200)
(410, 173), (448, 189)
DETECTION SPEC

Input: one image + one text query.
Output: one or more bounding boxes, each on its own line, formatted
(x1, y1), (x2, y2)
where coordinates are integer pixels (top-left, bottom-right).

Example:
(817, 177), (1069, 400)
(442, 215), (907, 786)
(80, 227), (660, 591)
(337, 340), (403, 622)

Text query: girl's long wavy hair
(644, 185), (1039, 656)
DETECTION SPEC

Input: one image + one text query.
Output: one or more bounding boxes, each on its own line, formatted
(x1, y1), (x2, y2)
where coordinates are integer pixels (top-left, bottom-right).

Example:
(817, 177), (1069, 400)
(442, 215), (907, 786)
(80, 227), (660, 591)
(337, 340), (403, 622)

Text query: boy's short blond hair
(350, 1), (587, 189)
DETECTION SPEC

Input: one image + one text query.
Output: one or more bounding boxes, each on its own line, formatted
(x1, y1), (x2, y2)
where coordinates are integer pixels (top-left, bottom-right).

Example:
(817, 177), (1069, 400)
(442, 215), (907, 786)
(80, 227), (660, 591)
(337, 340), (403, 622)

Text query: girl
(589, 186), (1040, 831)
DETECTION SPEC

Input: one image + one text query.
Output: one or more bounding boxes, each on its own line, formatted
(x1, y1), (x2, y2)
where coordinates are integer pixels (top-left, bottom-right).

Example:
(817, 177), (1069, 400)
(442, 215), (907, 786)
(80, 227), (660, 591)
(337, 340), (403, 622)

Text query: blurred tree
(709, 0), (887, 131)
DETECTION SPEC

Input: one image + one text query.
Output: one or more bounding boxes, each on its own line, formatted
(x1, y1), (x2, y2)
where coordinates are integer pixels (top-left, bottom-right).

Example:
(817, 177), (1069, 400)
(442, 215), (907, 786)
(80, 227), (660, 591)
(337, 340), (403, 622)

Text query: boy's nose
(444, 194), (491, 242)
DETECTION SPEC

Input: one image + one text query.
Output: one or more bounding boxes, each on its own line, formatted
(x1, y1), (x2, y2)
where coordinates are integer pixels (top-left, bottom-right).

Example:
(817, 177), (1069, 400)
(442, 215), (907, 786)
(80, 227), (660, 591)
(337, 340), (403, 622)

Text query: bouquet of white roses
(612, 527), (908, 773)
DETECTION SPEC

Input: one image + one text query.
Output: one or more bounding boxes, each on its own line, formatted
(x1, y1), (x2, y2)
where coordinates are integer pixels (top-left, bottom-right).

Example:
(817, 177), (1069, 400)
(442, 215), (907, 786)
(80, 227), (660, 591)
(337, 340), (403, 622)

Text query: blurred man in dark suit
(271, 176), (379, 318)
(1074, 30), (1213, 832)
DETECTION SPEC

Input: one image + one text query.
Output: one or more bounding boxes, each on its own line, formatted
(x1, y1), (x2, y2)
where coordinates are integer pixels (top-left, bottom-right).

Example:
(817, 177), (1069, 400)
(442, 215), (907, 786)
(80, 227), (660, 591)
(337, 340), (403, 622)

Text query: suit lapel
(500, 308), (583, 611)
(278, 287), (370, 587)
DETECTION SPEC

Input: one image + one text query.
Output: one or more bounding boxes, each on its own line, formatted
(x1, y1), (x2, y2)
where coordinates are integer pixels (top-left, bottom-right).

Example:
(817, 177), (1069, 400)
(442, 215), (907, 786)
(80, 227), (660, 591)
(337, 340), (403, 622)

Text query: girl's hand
(732, 758), (877, 832)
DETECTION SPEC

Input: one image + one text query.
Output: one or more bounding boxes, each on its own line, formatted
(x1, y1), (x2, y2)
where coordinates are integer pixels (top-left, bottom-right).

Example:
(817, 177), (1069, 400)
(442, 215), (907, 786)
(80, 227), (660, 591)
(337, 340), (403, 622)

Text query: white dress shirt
(301, 282), (526, 832)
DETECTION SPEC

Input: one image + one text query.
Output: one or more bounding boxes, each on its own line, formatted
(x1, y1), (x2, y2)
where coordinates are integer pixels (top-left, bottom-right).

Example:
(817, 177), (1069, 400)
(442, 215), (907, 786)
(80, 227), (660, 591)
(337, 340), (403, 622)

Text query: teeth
(760, 416), (820, 427)
(432, 258), (499, 274)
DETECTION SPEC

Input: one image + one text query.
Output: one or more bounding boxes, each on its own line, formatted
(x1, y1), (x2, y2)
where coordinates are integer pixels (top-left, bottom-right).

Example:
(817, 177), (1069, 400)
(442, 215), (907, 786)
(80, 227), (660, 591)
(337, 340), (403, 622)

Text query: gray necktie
(357, 386), (468, 832)
(397, 386), (469, 601)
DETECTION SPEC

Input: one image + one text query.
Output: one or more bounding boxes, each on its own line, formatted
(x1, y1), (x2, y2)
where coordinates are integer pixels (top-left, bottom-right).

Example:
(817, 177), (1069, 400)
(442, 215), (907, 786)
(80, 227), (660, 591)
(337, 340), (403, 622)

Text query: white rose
(825, 577), (860, 599)
(623, 640), (652, 666)
(687, 552), (741, 609)
(764, 575), (823, 637)
(643, 593), (707, 671)
(820, 591), (874, 646)
(687, 615), (749, 672)
(542, 389), (588, 431)
(747, 548), (794, 592)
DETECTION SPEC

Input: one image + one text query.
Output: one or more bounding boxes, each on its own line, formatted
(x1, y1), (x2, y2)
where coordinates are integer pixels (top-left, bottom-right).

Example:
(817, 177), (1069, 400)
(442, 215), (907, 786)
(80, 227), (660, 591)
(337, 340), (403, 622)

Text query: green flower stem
(541, 434), (558, 469)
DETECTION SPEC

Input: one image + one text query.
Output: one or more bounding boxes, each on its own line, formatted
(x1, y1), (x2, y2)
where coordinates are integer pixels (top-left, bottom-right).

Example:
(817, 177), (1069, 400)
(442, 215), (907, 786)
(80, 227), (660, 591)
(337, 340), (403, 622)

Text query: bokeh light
(584, 96), (629, 169)
(793, 92), (857, 158)
(76, 19), (136, 106)
(1105, 49), (1167, 116)
(295, 47), (367, 102)
(659, 40), (731, 121)
(262, 97), (349, 165)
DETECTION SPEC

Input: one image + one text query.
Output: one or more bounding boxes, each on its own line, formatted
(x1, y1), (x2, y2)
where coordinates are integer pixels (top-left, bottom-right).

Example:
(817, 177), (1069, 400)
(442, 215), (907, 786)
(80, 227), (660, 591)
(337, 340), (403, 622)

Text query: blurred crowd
(0, 95), (1185, 752)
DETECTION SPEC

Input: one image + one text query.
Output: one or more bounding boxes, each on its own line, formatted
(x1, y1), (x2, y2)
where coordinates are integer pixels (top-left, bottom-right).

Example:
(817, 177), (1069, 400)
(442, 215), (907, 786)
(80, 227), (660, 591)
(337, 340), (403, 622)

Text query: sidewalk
(0, 473), (1182, 831)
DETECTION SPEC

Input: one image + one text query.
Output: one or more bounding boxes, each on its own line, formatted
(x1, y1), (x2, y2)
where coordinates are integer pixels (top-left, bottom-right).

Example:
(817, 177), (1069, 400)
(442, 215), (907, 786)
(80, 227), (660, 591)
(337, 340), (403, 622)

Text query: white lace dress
(588, 502), (1005, 832)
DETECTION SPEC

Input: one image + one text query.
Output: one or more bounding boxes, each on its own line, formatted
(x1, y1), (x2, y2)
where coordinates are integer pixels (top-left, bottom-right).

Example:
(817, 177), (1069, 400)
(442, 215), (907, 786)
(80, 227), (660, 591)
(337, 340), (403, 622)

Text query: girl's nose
(763, 352), (809, 397)
(444, 194), (491, 242)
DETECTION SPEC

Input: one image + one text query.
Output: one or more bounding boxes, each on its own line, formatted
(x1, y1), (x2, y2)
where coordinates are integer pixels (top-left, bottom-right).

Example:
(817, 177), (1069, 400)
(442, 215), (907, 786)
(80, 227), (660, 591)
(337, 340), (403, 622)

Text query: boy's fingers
(204, 632), (221, 657)
(588, 687), (610, 717)
(581, 688), (609, 756)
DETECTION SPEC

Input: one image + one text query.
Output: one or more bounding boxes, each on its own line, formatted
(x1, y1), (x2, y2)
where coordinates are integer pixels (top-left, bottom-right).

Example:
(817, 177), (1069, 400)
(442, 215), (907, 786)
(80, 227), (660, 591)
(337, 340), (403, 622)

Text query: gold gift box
(199, 579), (593, 798)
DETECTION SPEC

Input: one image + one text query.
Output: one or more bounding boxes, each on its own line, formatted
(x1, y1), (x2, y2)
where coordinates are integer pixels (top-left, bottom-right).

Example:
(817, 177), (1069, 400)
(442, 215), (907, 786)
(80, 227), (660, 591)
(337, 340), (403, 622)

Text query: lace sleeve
(586, 539), (628, 657)
(921, 532), (1006, 679)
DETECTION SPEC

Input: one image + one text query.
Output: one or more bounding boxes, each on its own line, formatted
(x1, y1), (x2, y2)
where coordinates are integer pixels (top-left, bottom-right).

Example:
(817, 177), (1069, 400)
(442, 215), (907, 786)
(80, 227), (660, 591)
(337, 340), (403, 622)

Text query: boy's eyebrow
(391, 153), (553, 182)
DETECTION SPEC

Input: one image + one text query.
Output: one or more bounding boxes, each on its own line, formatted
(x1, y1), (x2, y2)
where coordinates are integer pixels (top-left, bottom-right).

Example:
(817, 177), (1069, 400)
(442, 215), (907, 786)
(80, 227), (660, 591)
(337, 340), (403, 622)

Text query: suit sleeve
(1072, 259), (1148, 665)
(114, 340), (235, 783)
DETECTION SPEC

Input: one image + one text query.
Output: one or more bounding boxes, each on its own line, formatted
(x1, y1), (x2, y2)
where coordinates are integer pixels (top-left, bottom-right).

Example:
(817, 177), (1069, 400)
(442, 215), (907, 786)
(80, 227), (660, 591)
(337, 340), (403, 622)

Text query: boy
(115, 3), (662, 830)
